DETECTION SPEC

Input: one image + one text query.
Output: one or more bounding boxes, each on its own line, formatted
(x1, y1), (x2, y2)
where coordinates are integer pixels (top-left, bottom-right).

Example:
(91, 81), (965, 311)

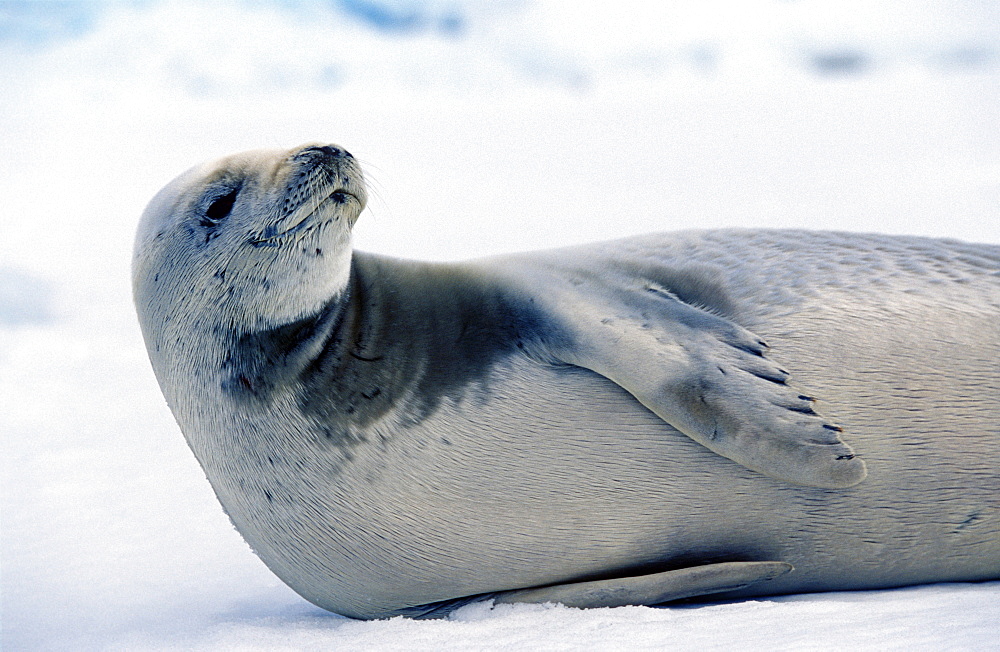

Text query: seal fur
(134, 143), (1000, 619)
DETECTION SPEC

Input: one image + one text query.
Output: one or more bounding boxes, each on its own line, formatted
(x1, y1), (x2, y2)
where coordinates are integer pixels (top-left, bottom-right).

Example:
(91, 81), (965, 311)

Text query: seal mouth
(250, 186), (362, 247)
(248, 143), (367, 247)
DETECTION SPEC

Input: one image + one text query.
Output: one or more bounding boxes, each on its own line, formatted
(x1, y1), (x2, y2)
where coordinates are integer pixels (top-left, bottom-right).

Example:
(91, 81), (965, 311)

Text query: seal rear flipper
(394, 561), (792, 618)
(493, 561), (793, 609)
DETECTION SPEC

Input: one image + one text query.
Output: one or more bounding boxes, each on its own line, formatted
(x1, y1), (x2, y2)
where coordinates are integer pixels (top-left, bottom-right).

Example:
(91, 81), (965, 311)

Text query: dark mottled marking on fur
(295, 254), (556, 433)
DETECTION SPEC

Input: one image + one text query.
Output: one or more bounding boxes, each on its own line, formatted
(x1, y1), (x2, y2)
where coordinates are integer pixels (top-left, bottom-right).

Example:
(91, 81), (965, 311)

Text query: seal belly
(241, 325), (999, 617)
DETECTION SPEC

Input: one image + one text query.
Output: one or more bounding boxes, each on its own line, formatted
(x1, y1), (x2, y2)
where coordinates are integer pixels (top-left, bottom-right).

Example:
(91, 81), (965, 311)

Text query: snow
(1, 1), (998, 649)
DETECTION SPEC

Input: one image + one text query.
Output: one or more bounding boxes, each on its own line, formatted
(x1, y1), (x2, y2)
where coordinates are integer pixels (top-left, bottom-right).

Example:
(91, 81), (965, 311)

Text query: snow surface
(1, 1), (999, 649)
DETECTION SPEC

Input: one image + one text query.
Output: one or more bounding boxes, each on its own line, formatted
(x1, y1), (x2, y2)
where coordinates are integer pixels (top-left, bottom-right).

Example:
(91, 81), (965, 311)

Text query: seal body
(134, 145), (1000, 619)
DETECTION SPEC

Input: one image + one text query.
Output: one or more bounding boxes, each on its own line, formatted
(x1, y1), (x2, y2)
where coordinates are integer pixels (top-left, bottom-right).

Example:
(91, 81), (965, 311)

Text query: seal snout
(245, 143), (367, 247)
(295, 144), (353, 161)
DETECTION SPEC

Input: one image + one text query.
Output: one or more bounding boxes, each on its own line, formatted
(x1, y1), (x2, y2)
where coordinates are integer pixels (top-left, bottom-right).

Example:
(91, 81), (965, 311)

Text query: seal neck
(213, 284), (356, 405)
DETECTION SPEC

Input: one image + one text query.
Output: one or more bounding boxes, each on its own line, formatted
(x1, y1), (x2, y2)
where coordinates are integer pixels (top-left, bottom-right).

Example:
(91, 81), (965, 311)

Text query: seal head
(134, 144), (366, 340)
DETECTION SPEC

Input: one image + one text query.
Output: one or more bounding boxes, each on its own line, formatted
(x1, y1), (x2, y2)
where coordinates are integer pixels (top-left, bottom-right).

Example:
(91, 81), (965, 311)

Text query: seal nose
(297, 145), (353, 160)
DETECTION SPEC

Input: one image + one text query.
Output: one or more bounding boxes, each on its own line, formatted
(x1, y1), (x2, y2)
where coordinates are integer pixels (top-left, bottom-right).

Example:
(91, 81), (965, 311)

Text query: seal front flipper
(493, 561), (793, 609)
(548, 286), (867, 489)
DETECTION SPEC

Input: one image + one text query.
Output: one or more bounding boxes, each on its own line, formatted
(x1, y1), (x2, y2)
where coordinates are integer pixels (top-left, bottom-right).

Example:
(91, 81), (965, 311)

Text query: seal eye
(201, 187), (240, 227)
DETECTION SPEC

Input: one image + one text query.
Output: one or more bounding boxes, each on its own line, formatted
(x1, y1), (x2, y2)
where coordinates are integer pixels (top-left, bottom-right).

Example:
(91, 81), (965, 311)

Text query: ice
(2, 1), (998, 649)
